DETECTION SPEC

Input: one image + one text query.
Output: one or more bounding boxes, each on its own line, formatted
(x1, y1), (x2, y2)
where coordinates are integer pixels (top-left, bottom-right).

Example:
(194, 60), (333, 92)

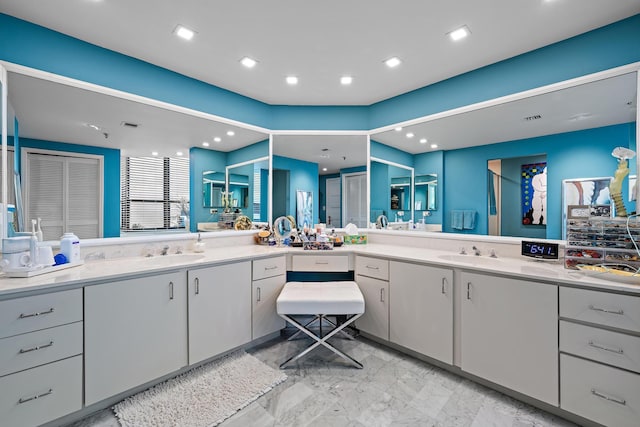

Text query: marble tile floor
(67, 335), (577, 427)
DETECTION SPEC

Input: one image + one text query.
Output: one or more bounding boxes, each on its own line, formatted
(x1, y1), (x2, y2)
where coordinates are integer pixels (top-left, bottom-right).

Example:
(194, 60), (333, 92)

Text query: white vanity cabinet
(252, 256), (286, 339)
(187, 261), (252, 365)
(0, 289), (83, 427)
(389, 261), (453, 364)
(459, 272), (558, 406)
(355, 256), (390, 340)
(84, 271), (188, 405)
(559, 287), (640, 427)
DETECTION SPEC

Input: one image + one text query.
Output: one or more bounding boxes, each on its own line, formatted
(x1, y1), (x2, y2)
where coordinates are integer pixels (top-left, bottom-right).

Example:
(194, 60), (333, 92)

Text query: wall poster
(521, 162), (547, 226)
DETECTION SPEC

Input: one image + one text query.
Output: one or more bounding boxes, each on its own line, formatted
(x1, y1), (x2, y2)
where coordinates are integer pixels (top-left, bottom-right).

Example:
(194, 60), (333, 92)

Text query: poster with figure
(522, 163), (547, 225)
(296, 190), (313, 230)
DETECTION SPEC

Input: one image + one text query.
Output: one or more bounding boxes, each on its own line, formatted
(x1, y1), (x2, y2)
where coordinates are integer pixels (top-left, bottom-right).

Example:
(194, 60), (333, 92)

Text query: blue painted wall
(18, 137), (121, 237)
(443, 123), (635, 239)
(226, 140), (269, 165)
(190, 147), (226, 229)
(273, 156), (319, 226)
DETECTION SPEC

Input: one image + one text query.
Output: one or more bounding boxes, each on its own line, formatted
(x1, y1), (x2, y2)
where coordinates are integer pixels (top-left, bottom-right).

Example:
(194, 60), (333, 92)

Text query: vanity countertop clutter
(1, 233), (639, 427)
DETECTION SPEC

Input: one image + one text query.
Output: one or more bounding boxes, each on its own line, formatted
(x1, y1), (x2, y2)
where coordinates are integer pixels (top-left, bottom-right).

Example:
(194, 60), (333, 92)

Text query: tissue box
(343, 234), (367, 245)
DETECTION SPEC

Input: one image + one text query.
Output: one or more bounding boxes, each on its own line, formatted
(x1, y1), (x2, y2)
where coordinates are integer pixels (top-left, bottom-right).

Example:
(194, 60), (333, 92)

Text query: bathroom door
(342, 172), (366, 227)
(325, 177), (341, 227)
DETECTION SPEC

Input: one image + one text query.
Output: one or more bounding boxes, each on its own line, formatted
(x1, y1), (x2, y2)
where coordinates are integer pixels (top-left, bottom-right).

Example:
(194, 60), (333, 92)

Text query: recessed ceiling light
(448, 25), (470, 41)
(322, 167), (328, 172)
(286, 76), (299, 85)
(202, 142), (210, 147)
(406, 132), (414, 138)
(340, 76), (353, 85)
(240, 56), (257, 68)
(213, 137), (221, 142)
(151, 151), (159, 156)
(226, 130), (235, 136)
(430, 143), (439, 149)
(385, 57), (402, 68)
(174, 25), (196, 41)
(394, 127), (403, 132)
(420, 138), (427, 144)
(87, 123), (101, 131)
(176, 151), (184, 156)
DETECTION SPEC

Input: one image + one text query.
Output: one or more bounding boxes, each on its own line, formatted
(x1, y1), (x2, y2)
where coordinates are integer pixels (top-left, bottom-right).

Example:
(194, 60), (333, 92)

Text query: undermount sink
(141, 253), (205, 266)
(437, 254), (505, 265)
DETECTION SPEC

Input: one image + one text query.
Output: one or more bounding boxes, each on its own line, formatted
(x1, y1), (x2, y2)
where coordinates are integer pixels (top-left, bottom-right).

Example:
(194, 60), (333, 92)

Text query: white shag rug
(113, 351), (287, 427)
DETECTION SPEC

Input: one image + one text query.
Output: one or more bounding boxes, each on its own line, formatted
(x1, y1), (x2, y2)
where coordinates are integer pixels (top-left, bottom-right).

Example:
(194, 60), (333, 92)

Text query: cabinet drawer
(0, 321), (83, 377)
(561, 354), (640, 427)
(253, 256), (286, 280)
(560, 287), (640, 333)
(355, 256), (389, 280)
(0, 288), (83, 339)
(560, 320), (640, 374)
(291, 255), (349, 272)
(0, 355), (82, 427)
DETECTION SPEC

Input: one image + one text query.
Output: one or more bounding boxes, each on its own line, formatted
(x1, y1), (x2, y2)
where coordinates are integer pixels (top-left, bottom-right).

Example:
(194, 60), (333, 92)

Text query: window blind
(121, 156), (190, 231)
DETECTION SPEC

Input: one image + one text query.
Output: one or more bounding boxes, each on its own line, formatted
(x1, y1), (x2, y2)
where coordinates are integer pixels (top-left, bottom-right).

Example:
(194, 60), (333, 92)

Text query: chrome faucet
(472, 245), (481, 256)
(160, 245), (170, 256)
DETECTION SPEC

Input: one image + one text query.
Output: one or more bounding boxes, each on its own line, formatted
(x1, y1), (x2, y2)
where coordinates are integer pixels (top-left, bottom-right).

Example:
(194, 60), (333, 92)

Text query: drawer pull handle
(466, 282), (472, 300)
(589, 305), (624, 315)
(195, 277), (200, 295)
(19, 308), (54, 319)
(264, 266), (279, 270)
(169, 281), (174, 300)
(257, 287), (261, 302)
(366, 265), (379, 270)
(591, 389), (626, 406)
(19, 341), (54, 354)
(588, 340), (624, 354)
(441, 277), (447, 294)
(315, 260), (329, 265)
(380, 288), (385, 303)
(18, 388), (53, 404)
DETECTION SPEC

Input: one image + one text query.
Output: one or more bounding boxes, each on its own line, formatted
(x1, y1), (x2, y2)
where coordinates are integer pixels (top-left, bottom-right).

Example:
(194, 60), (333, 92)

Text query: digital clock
(521, 240), (559, 260)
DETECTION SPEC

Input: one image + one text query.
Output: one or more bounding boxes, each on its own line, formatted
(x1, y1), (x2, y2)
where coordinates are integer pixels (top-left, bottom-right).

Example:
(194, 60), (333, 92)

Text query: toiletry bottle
(36, 218), (43, 242)
(60, 232), (80, 264)
(29, 230), (39, 266)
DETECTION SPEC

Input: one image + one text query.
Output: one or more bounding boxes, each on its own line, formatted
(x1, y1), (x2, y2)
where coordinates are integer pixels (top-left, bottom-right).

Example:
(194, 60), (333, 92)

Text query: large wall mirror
(2, 68), (269, 240)
(370, 67), (638, 239)
(271, 134), (368, 229)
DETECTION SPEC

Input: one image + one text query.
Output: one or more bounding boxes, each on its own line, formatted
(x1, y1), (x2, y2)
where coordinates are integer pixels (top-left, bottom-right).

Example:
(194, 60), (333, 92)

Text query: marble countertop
(1, 243), (638, 299)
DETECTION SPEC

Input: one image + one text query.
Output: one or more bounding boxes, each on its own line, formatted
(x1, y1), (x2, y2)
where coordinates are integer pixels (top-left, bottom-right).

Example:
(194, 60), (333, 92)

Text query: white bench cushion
(277, 281), (364, 315)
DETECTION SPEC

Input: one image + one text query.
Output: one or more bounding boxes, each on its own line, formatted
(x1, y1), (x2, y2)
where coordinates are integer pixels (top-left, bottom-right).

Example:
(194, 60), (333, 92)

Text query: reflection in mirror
(273, 215), (293, 241)
(6, 70), (269, 238)
(226, 157), (269, 223)
(488, 155), (547, 239)
(202, 171), (225, 208)
(272, 135), (368, 228)
(370, 157), (414, 226)
(371, 71), (637, 238)
(415, 174), (437, 211)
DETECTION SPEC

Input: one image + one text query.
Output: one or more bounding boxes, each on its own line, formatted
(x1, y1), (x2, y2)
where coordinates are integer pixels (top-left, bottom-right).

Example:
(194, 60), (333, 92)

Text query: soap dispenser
(193, 233), (206, 253)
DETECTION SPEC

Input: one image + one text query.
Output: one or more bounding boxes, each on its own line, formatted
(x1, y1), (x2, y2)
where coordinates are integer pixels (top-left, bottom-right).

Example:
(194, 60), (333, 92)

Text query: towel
(463, 210), (476, 230)
(451, 210), (464, 230)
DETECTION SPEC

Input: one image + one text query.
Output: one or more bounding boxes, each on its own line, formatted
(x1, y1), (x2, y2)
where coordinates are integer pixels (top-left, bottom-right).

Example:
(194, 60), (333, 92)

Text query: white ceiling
(1, 0), (639, 105)
(273, 135), (367, 175)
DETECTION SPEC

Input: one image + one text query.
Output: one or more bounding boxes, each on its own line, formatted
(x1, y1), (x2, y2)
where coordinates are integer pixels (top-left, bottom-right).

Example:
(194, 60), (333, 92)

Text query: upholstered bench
(276, 281), (365, 368)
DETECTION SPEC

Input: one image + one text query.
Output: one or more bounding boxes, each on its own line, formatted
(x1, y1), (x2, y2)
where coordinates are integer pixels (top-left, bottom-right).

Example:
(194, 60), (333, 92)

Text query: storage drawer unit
(0, 321), (83, 377)
(0, 355), (83, 427)
(291, 254), (349, 272)
(0, 288), (83, 339)
(559, 287), (640, 332)
(355, 256), (389, 281)
(253, 255), (286, 280)
(561, 354), (640, 427)
(560, 320), (640, 374)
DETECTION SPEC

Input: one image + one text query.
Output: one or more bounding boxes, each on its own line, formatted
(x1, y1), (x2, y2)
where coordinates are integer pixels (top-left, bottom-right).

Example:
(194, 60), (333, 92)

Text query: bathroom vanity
(0, 231), (639, 427)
